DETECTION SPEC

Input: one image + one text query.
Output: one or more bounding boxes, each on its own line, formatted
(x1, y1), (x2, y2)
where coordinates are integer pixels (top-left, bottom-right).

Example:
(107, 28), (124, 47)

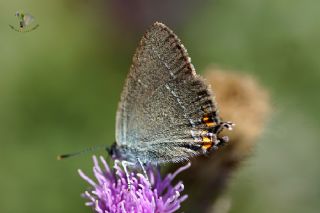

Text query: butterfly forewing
(116, 22), (219, 161)
(23, 13), (34, 26)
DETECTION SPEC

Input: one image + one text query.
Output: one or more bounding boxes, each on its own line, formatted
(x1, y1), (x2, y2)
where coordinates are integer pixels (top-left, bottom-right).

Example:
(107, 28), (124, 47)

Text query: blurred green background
(0, 0), (319, 212)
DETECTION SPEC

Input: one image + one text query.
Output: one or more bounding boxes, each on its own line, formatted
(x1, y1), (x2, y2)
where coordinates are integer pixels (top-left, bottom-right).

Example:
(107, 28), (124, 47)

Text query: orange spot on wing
(201, 130), (208, 135)
(202, 143), (213, 150)
(202, 115), (217, 127)
(201, 136), (213, 150)
(202, 136), (211, 143)
(206, 122), (216, 127)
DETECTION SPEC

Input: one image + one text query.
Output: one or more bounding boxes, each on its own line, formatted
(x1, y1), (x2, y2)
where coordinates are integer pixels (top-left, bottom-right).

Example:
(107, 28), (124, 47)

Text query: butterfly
(9, 11), (39, 33)
(108, 22), (234, 166)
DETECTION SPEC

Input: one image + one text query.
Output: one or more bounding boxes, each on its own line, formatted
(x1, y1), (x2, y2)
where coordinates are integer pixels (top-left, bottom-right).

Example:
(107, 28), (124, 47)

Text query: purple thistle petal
(79, 155), (189, 213)
(78, 169), (96, 187)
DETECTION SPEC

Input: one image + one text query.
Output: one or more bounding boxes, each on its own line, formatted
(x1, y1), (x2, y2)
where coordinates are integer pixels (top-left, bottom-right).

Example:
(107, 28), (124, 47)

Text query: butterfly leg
(138, 158), (150, 187)
(121, 160), (135, 190)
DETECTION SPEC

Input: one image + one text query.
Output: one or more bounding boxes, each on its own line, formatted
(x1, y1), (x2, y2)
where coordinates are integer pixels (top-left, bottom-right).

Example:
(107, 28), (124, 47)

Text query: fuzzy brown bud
(173, 67), (271, 213)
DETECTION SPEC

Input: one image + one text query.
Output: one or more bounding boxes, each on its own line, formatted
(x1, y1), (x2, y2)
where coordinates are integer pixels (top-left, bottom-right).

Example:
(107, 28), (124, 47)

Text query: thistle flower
(78, 156), (190, 213)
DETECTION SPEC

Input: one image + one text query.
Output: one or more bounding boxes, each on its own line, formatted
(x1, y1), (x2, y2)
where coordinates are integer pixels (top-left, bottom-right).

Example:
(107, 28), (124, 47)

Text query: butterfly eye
(15, 12), (19, 16)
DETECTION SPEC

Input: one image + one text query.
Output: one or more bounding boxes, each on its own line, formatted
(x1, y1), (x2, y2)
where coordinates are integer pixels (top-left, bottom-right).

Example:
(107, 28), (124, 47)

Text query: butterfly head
(106, 142), (118, 159)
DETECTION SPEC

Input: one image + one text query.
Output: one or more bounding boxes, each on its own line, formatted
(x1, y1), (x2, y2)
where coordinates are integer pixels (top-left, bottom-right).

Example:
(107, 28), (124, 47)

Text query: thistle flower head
(78, 156), (189, 213)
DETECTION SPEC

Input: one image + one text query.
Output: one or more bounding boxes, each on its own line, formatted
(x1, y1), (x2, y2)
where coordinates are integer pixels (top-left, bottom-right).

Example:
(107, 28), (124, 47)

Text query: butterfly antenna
(26, 24), (39, 32)
(57, 144), (107, 160)
(9, 25), (19, 32)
